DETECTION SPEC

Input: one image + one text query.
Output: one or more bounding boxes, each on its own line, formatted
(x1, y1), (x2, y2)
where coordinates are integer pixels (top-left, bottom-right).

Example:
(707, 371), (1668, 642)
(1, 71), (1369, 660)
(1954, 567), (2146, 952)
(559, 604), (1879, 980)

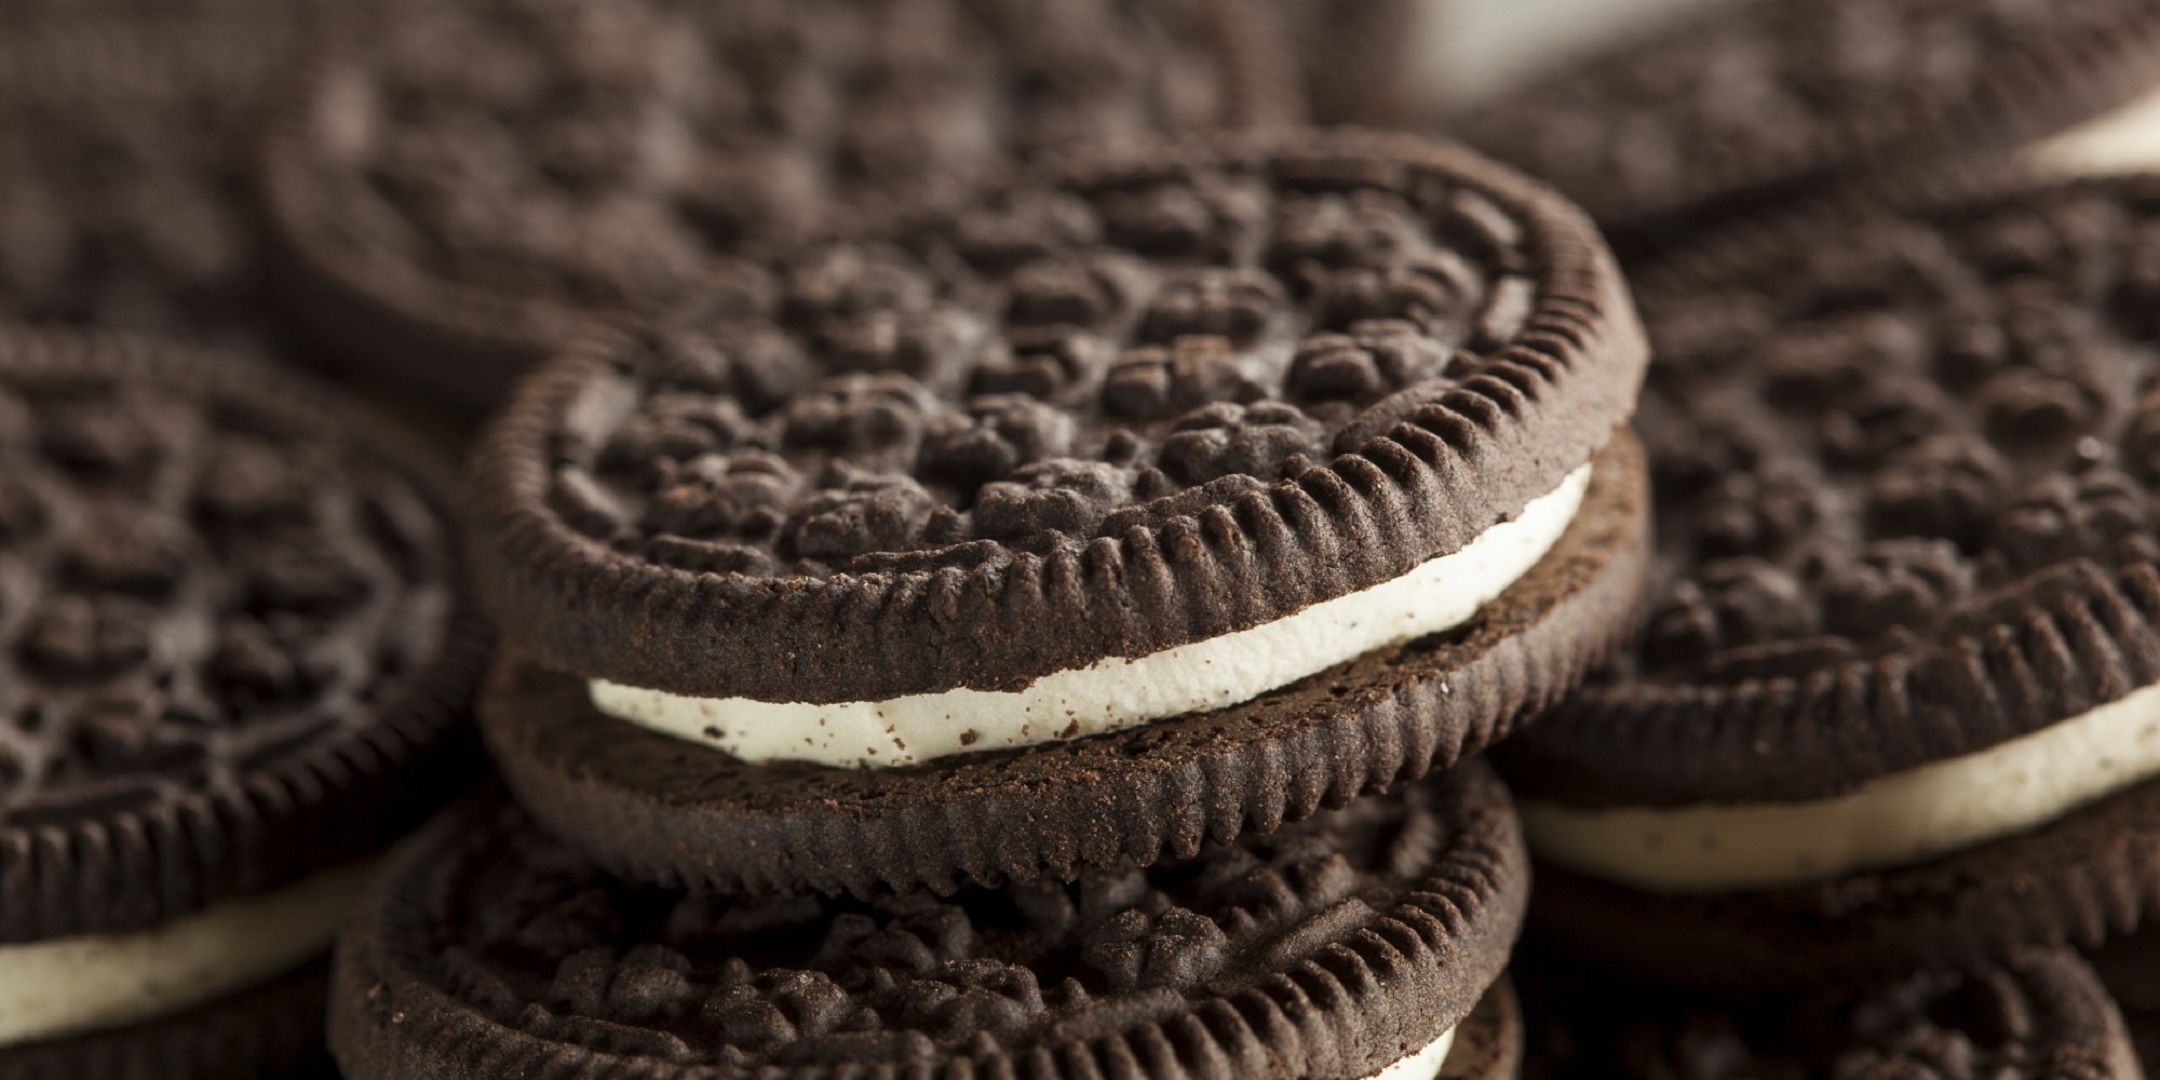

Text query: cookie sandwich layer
(594, 463), (1591, 767)
(1504, 177), (2160, 979)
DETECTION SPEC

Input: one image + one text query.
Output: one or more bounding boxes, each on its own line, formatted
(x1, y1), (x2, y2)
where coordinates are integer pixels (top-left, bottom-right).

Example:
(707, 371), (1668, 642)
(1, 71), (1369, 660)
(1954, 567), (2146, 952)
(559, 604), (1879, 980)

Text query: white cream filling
(2024, 86), (2160, 177)
(0, 861), (372, 1047)
(1405, 0), (1748, 110)
(1368, 1026), (1458, 1080)
(1520, 679), (2160, 893)
(591, 463), (1593, 769)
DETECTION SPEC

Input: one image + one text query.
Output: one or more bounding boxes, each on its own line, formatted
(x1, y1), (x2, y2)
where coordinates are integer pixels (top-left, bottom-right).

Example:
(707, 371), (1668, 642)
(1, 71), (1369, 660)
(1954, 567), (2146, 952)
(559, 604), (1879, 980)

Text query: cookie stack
(326, 127), (1657, 1078)
(26, 0), (2160, 1073)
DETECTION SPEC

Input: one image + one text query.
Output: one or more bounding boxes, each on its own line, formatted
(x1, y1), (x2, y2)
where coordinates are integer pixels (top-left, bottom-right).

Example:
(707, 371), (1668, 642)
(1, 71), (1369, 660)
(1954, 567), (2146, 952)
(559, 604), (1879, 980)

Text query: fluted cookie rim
(1454, 0), (2160, 238)
(476, 435), (1644, 898)
(469, 127), (1647, 702)
(252, 0), (1307, 412)
(0, 327), (492, 942)
(1513, 174), (2160, 808)
(330, 767), (1527, 1080)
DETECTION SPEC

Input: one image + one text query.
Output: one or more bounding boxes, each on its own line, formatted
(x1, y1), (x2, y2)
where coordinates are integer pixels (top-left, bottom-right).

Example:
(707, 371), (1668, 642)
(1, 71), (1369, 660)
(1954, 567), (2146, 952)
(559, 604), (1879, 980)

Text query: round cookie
(260, 0), (1304, 410)
(332, 762), (1527, 1080)
(1501, 175), (2160, 985)
(0, 329), (489, 1071)
(468, 128), (1650, 896)
(1453, 0), (2160, 253)
(1517, 949), (2140, 1078)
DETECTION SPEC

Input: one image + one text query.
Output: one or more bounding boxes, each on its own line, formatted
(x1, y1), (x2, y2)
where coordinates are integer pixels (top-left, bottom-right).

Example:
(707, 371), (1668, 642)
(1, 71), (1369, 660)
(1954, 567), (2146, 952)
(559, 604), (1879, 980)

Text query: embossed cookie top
(1457, 0), (2160, 234)
(0, 332), (480, 940)
(475, 131), (1644, 701)
(346, 765), (1523, 1077)
(279, 0), (1286, 324)
(1515, 178), (2160, 802)
(1528, 951), (2136, 1078)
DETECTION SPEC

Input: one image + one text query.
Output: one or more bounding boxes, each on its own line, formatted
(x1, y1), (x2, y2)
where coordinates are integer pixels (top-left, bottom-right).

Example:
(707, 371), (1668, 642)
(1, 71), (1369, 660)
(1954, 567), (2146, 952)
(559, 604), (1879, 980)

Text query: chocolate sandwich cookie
(1501, 175), (2160, 986)
(0, 23), (294, 352)
(260, 0), (1303, 410)
(333, 762), (1527, 1080)
(1518, 949), (2140, 1079)
(1452, 0), (2160, 253)
(469, 128), (1651, 897)
(0, 329), (489, 1075)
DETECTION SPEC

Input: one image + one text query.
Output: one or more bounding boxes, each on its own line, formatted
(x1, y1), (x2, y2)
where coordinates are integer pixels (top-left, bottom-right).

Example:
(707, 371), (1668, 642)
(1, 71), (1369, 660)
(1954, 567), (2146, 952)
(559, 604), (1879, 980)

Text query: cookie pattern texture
(1515, 178), (2160, 805)
(0, 27), (288, 346)
(337, 764), (1524, 1079)
(477, 130), (1644, 701)
(1459, 0), (2160, 234)
(0, 332), (486, 941)
(1522, 949), (2138, 1079)
(280, 0), (1286, 319)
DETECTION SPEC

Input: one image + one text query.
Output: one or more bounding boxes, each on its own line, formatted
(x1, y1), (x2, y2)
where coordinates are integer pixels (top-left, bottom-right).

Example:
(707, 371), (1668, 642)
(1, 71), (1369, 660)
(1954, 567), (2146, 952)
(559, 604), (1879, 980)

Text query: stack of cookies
(335, 127), (1656, 1078)
(22, 0), (2160, 1075)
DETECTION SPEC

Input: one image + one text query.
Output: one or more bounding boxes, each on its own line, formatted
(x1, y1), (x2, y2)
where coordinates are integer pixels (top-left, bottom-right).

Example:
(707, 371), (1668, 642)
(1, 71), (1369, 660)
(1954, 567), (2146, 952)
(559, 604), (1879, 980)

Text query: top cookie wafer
(261, 0), (1301, 407)
(1455, 0), (2160, 244)
(472, 127), (1644, 739)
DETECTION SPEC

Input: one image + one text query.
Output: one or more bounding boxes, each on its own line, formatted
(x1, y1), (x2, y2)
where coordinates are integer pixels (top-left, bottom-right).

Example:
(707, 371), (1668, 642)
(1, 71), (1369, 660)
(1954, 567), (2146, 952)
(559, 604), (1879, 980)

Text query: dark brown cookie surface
(482, 431), (1645, 897)
(0, 329), (488, 941)
(1456, 0), (2160, 246)
(0, 24), (294, 348)
(1518, 948), (2140, 1079)
(1511, 177), (2160, 808)
(332, 764), (1526, 1080)
(474, 129), (1646, 703)
(2091, 924), (2160, 1071)
(262, 0), (1302, 407)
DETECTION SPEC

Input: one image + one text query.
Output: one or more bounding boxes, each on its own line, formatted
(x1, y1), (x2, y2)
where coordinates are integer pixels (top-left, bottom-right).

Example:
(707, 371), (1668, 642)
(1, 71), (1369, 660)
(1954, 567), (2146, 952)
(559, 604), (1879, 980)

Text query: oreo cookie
(0, 330), (488, 1073)
(1519, 949), (2141, 1078)
(0, 23), (296, 350)
(1451, 0), (2160, 252)
(332, 762), (1526, 1080)
(468, 129), (1650, 897)
(1502, 176), (2160, 985)
(260, 0), (1304, 410)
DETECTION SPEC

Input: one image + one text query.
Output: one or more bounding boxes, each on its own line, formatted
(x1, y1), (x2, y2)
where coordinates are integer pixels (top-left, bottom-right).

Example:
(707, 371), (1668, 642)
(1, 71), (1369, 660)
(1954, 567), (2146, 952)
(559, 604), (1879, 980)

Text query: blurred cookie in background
(1448, 0), (2160, 255)
(1282, 0), (1748, 125)
(1504, 175), (2160, 987)
(0, 23), (296, 354)
(1517, 947), (2141, 1079)
(0, 330), (490, 1077)
(261, 0), (1304, 412)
